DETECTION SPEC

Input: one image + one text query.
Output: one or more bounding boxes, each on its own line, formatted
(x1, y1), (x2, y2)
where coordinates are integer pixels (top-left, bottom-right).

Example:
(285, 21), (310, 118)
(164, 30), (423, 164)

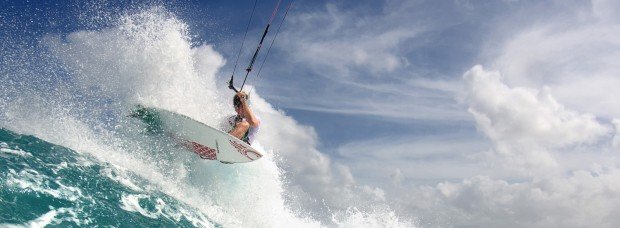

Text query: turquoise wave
(0, 128), (218, 227)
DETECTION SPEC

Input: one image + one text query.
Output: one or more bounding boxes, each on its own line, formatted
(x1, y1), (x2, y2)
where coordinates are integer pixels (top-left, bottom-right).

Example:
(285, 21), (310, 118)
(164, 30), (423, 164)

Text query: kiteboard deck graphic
(130, 106), (262, 163)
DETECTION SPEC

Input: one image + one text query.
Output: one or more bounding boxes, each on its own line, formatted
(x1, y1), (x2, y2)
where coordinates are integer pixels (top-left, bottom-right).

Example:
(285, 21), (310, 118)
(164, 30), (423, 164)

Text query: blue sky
(5, 0), (620, 226)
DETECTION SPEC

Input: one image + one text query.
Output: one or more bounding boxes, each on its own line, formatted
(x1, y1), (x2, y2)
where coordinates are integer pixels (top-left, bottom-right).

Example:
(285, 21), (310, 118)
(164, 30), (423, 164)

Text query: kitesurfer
(228, 91), (260, 145)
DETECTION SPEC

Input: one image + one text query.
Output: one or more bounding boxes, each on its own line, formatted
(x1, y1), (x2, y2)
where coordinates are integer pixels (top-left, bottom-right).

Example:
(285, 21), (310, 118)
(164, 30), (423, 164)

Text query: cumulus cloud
(492, 2), (620, 118)
(591, 0), (620, 22)
(612, 119), (620, 150)
(383, 1), (620, 226)
(463, 65), (610, 173)
(413, 169), (620, 228)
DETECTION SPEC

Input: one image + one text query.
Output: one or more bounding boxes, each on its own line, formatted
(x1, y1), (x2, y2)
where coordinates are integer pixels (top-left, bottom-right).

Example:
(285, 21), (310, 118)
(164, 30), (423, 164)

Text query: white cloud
(463, 65), (610, 173)
(592, 0), (620, 22)
(412, 169), (620, 227)
(383, 1), (620, 226)
(612, 119), (620, 150)
(491, 3), (620, 118)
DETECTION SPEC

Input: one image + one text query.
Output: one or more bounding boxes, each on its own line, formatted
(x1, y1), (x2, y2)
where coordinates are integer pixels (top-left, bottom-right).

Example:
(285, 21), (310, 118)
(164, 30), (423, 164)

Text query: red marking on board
(167, 133), (217, 160)
(229, 140), (262, 160)
(183, 141), (217, 160)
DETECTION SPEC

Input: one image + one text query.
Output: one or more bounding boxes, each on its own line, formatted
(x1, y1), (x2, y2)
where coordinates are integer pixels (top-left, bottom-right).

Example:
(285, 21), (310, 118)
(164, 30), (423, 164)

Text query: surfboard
(130, 106), (263, 163)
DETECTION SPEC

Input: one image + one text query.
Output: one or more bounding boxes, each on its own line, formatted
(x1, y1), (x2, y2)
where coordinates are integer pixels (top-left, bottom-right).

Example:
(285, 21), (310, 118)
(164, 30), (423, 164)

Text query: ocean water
(0, 128), (215, 227)
(0, 3), (410, 228)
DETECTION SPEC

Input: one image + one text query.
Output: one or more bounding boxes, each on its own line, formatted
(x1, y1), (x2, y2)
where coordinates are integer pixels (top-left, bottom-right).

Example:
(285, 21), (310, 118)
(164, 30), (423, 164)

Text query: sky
(218, 0), (620, 226)
(4, 0), (620, 227)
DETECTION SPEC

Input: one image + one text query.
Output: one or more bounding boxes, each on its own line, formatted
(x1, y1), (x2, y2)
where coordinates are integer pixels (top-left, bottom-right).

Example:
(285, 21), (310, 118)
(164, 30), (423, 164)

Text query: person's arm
(238, 92), (260, 127)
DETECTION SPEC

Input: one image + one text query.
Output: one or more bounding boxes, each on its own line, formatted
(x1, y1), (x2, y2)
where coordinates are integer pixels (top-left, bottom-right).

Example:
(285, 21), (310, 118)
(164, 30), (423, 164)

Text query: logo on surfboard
(186, 141), (217, 160)
(229, 140), (262, 160)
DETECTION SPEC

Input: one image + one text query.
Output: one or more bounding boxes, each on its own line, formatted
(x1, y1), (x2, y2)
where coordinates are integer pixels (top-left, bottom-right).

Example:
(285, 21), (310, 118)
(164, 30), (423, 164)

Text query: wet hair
(233, 95), (242, 108)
